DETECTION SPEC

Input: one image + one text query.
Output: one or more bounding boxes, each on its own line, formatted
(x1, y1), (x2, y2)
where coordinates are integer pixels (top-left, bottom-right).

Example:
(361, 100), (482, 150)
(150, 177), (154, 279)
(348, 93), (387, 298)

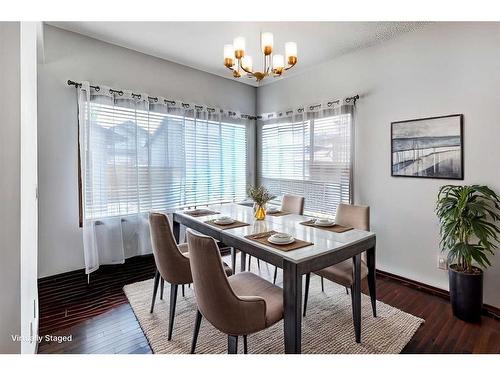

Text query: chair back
(335, 203), (370, 231)
(281, 194), (305, 215)
(186, 229), (266, 335)
(149, 212), (191, 284)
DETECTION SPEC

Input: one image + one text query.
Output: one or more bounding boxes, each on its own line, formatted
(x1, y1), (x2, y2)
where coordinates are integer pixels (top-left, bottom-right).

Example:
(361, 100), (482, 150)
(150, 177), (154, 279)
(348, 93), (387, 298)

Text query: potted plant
(247, 185), (273, 220)
(436, 184), (500, 322)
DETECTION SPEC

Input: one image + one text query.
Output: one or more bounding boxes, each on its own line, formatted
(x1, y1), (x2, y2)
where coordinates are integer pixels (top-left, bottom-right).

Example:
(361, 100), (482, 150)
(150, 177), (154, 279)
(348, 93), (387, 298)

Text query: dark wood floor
(37, 255), (500, 354)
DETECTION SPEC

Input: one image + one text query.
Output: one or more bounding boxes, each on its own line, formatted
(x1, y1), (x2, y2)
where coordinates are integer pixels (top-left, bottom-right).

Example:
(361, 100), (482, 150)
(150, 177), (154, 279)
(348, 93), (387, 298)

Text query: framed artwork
(391, 114), (464, 180)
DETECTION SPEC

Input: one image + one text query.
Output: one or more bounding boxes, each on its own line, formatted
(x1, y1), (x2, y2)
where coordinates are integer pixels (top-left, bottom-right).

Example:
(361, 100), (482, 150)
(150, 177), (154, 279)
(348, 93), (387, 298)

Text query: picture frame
(391, 114), (464, 180)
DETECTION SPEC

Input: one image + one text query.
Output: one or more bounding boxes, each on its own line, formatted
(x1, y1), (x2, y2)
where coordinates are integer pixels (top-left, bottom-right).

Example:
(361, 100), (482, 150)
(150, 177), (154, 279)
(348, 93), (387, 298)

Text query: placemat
(244, 230), (313, 252)
(183, 209), (219, 217)
(300, 220), (353, 233)
(204, 219), (250, 230)
(266, 210), (291, 217)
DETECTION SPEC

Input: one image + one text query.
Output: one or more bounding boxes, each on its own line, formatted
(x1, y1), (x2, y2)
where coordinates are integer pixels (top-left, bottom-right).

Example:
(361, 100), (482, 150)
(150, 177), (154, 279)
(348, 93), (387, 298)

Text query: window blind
(81, 95), (248, 221)
(259, 107), (353, 217)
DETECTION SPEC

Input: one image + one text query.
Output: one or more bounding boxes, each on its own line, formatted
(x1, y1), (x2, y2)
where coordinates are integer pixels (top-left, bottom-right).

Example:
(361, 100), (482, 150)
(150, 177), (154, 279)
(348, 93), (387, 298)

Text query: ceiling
(48, 22), (428, 87)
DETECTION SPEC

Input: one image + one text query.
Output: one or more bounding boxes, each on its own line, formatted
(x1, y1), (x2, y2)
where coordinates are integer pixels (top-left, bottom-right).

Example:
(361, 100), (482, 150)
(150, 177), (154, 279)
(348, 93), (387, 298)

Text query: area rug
(124, 265), (424, 354)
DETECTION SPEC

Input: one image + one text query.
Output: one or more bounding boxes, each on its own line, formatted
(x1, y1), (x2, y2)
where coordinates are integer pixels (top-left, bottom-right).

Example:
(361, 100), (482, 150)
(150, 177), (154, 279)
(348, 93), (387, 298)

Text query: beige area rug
(124, 263), (424, 354)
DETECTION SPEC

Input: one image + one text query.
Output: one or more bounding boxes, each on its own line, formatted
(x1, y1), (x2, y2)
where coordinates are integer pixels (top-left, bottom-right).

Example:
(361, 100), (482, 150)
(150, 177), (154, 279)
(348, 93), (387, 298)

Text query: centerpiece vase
(254, 204), (266, 220)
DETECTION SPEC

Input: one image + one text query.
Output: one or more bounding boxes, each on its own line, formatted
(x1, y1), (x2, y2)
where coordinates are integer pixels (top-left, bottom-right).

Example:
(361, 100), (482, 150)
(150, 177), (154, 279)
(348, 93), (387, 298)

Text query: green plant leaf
(436, 184), (500, 271)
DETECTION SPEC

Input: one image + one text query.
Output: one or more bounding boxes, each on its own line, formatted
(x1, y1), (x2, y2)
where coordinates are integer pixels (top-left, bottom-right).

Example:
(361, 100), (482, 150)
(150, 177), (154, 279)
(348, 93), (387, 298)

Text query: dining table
(172, 202), (376, 354)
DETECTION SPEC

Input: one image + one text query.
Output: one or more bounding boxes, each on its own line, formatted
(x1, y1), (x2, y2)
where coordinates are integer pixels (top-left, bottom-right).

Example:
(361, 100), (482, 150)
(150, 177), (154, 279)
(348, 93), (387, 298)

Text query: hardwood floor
(37, 255), (500, 354)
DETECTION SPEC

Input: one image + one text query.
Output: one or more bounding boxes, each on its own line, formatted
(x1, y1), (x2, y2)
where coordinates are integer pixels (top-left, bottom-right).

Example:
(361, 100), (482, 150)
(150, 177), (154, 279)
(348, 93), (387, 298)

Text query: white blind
(259, 107), (353, 217)
(81, 93), (248, 220)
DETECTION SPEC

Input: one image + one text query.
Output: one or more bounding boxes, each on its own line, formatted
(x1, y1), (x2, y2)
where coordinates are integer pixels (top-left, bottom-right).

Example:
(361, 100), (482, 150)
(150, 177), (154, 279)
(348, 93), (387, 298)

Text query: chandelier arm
(240, 63), (255, 76)
(284, 60), (297, 71)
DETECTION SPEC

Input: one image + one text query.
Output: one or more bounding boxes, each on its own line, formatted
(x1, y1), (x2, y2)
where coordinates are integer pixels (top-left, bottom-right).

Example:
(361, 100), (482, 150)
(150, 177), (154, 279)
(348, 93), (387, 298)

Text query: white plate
(214, 219), (235, 225)
(266, 207), (280, 214)
(314, 220), (335, 227)
(268, 236), (295, 245)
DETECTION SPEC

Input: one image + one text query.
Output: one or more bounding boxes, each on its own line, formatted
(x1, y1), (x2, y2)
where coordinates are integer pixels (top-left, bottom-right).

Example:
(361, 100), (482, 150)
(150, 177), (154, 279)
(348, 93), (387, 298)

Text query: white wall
(20, 22), (39, 354)
(0, 21), (40, 355)
(0, 21), (22, 354)
(38, 25), (256, 277)
(257, 22), (500, 308)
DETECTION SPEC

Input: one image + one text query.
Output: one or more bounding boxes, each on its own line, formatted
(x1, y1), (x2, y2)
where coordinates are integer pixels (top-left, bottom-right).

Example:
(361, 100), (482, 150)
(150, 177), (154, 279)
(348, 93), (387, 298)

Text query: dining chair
(302, 204), (376, 332)
(149, 212), (232, 341)
(186, 229), (284, 354)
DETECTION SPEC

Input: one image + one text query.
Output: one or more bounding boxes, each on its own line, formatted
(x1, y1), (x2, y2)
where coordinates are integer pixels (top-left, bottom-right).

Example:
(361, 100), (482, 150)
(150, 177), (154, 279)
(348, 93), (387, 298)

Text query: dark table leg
(172, 220), (181, 244)
(352, 254), (361, 343)
(231, 247), (237, 274)
(366, 245), (377, 317)
(240, 251), (247, 272)
(283, 260), (302, 354)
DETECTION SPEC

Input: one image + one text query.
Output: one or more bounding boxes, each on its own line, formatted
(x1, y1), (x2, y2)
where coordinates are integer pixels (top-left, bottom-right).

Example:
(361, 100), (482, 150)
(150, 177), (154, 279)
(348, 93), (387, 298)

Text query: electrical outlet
(437, 256), (448, 270)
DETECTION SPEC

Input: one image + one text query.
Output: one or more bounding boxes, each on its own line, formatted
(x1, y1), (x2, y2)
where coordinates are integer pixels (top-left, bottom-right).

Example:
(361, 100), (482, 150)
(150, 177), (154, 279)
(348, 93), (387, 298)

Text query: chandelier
(223, 32), (297, 82)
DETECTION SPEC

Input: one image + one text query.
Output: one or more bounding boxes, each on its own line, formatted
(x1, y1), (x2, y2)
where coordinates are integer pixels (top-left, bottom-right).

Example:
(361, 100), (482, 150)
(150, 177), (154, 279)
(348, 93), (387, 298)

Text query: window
(80, 96), (248, 221)
(259, 108), (353, 216)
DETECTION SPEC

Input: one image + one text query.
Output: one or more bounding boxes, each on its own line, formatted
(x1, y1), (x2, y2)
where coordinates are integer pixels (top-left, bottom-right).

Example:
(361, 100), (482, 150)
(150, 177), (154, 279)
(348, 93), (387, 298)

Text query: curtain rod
(256, 94), (359, 120)
(67, 80), (258, 120)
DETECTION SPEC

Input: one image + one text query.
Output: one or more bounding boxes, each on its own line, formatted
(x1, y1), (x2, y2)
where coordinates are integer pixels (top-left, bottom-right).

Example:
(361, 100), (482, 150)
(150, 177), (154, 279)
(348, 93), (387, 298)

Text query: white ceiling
(47, 22), (428, 87)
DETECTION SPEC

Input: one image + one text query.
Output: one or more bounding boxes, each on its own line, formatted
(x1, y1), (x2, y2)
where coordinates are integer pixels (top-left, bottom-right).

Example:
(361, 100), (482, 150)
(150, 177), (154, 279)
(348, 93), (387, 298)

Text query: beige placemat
(266, 210), (291, 217)
(300, 219), (353, 233)
(184, 209), (219, 217)
(245, 230), (313, 252)
(204, 219), (250, 230)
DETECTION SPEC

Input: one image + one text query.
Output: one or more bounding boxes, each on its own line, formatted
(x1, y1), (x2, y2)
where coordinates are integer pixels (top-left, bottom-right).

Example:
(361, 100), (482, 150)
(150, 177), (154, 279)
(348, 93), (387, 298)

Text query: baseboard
(376, 269), (500, 320)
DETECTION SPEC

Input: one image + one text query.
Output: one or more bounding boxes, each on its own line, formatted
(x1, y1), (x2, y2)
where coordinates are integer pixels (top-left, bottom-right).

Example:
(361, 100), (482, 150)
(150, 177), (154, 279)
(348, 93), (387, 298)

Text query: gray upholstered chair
(302, 204), (376, 331)
(281, 193), (305, 215)
(149, 212), (232, 341)
(187, 229), (284, 354)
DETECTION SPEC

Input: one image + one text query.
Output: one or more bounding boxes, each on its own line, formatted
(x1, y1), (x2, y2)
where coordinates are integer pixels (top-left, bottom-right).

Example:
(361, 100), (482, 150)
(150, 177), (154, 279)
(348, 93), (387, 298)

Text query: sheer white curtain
(259, 100), (355, 217)
(78, 82), (250, 273)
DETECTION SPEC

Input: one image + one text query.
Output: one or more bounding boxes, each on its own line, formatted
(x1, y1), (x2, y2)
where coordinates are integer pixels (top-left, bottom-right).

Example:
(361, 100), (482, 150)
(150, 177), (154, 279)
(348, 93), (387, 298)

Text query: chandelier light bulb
(224, 44), (234, 59)
(273, 54), (285, 69)
(285, 42), (298, 65)
(233, 36), (246, 59)
(261, 32), (274, 55)
(224, 44), (234, 67)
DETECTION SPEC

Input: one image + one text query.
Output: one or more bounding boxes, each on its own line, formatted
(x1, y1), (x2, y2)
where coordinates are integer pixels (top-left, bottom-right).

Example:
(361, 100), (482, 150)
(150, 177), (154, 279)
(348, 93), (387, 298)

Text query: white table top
(174, 203), (375, 263)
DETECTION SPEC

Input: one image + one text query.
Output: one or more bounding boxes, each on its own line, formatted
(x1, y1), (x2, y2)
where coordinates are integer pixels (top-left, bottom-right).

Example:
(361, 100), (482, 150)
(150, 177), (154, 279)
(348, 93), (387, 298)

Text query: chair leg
(150, 270), (160, 313)
(190, 310), (203, 354)
(160, 278), (165, 300)
(303, 273), (310, 317)
(257, 259), (261, 270)
(346, 286), (349, 295)
(243, 335), (248, 354)
(168, 284), (178, 341)
(248, 256), (252, 270)
(321, 277), (324, 292)
(228, 335), (238, 354)
(273, 266), (278, 284)
(182, 284), (185, 297)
